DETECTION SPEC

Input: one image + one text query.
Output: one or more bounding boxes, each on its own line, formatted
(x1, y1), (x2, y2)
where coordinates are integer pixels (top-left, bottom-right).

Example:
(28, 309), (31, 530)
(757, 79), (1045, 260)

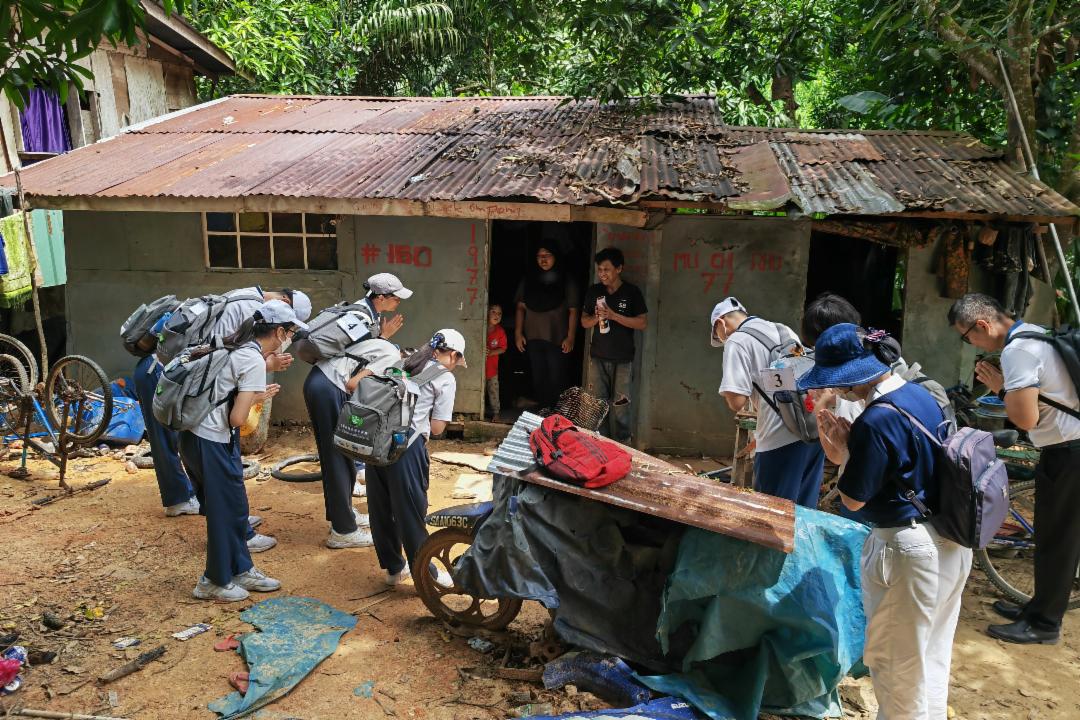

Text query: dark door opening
(488, 221), (594, 421)
(804, 231), (903, 340)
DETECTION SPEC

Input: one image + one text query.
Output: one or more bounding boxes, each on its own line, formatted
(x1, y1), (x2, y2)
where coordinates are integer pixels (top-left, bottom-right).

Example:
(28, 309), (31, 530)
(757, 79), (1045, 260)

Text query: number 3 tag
(758, 366), (797, 392)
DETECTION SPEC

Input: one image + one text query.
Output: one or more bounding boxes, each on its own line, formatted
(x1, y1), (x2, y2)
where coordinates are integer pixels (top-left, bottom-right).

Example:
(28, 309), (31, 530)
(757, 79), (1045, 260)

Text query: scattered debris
(41, 613), (65, 631)
(171, 624), (212, 641)
(98, 645), (166, 684)
(3, 709), (129, 720)
(509, 702), (554, 717)
(112, 638), (140, 650)
(353, 680), (375, 698)
(542, 652), (650, 707)
(30, 479), (111, 508)
(467, 636), (495, 654)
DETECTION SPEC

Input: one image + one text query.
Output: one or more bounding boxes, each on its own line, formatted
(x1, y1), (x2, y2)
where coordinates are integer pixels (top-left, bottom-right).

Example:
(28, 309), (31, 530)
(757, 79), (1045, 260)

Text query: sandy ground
(0, 426), (1078, 720)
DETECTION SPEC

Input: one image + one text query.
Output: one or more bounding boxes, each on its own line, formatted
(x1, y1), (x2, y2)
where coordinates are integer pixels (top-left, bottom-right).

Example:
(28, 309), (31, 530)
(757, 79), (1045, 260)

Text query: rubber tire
(241, 458), (261, 481)
(271, 454), (322, 482)
(0, 333), (38, 388)
(0, 353), (29, 438)
(44, 354), (112, 445)
(975, 480), (1080, 611)
(413, 527), (523, 631)
(0, 352), (30, 396)
(134, 449), (260, 480)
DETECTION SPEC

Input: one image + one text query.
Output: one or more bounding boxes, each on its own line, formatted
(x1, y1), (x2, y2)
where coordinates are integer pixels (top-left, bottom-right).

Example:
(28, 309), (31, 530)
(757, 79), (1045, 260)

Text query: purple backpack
(876, 402), (1009, 549)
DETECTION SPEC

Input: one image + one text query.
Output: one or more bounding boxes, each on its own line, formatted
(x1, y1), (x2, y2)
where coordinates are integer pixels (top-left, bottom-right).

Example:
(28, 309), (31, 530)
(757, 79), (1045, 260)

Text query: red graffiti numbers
(386, 243), (432, 267)
(465, 224), (479, 304)
(750, 253), (783, 272)
(673, 252), (700, 271)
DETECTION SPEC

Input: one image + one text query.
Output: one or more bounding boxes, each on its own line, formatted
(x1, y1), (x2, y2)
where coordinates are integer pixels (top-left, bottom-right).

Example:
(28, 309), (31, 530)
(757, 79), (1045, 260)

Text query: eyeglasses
(959, 322), (978, 344)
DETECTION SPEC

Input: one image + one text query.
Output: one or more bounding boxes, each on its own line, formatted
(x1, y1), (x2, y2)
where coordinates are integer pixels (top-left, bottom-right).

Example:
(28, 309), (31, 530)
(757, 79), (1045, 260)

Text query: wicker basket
(544, 386), (609, 432)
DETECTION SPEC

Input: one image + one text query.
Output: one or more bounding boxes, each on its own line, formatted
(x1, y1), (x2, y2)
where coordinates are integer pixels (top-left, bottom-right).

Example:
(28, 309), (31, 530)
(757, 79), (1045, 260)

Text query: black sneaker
(987, 619), (1059, 645)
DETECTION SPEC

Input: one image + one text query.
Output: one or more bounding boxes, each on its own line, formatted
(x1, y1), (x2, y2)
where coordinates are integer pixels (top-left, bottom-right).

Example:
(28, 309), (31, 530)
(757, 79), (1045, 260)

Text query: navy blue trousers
(133, 355), (194, 507)
(366, 437), (430, 575)
(754, 440), (825, 508)
(178, 431), (254, 587)
(304, 366), (358, 534)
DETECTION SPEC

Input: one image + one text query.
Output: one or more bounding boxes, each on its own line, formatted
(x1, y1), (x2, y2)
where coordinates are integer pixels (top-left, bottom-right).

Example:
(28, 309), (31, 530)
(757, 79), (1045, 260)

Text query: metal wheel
(271, 454), (322, 482)
(413, 527), (523, 631)
(44, 355), (112, 445)
(0, 353), (29, 437)
(0, 333), (38, 389)
(975, 480), (1080, 610)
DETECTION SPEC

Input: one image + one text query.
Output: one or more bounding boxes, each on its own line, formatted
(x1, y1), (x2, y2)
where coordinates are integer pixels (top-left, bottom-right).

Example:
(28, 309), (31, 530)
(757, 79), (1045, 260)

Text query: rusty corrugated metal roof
(9, 94), (1078, 219)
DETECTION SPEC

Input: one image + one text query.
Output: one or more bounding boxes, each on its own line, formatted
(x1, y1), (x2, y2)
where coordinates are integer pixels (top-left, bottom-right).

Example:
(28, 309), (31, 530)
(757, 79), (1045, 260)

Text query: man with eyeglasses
(948, 293), (1080, 645)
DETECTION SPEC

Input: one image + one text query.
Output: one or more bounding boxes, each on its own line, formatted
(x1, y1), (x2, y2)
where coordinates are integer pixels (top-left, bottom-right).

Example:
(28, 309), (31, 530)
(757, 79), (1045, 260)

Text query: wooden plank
(163, 63), (197, 112)
(108, 52), (131, 128)
(493, 443), (796, 553)
(88, 51), (120, 139)
(123, 55), (167, 125)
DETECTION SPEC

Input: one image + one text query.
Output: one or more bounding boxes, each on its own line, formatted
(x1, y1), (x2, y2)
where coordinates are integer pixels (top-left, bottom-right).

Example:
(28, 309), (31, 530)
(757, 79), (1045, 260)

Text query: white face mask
(279, 337), (292, 353)
(838, 388), (862, 402)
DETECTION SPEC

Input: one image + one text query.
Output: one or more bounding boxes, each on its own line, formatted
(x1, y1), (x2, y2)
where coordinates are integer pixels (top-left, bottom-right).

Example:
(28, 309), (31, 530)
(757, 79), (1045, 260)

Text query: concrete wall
(63, 211), (489, 421)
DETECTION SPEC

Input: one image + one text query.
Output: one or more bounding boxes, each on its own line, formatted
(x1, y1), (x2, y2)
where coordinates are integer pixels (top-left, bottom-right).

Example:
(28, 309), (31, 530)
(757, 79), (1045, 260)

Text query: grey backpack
(157, 290), (262, 364)
(152, 340), (235, 432)
(292, 303), (374, 364)
(736, 321), (819, 443)
(120, 295), (180, 357)
(333, 363), (448, 466)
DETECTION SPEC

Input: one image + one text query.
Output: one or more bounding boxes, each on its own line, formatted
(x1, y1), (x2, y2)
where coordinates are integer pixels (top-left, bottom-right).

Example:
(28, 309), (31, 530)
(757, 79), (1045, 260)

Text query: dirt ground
(1, 426), (1078, 720)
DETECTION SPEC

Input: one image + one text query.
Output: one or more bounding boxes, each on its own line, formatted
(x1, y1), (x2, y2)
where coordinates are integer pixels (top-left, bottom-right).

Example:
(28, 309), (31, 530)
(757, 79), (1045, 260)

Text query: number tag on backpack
(336, 315), (368, 342)
(757, 366), (796, 392)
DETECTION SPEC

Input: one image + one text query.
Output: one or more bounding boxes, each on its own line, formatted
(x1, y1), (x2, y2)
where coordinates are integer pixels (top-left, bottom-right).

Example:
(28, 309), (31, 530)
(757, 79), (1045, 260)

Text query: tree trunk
(1062, 114), (1080, 206)
(1003, 12), (1038, 171)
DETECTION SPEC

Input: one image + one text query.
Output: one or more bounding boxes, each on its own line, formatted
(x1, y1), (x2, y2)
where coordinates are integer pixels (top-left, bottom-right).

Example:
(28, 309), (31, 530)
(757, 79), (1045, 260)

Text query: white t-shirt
(214, 287), (265, 339)
(194, 342), (267, 443)
(719, 317), (801, 453)
(1001, 322), (1080, 447)
(409, 361), (457, 446)
(317, 338), (400, 393)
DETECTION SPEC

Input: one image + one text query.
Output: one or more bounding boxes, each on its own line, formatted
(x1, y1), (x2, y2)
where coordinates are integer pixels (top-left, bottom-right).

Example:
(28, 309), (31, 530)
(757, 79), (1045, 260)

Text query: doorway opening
(803, 231), (904, 340)
(487, 220), (594, 422)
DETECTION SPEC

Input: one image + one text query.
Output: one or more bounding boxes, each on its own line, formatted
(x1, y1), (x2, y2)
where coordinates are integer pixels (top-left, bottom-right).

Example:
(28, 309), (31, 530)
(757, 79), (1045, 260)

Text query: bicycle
(0, 333), (113, 490)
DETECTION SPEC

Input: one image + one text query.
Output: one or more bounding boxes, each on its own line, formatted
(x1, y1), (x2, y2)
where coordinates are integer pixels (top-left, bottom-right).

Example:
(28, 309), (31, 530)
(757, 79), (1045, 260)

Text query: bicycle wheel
(0, 333), (38, 388)
(975, 480), (1080, 610)
(44, 355), (113, 445)
(0, 353), (28, 437)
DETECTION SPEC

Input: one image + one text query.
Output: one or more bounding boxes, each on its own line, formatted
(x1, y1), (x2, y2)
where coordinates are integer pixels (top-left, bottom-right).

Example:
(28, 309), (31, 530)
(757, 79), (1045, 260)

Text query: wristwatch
(997, 389), (1007, 401)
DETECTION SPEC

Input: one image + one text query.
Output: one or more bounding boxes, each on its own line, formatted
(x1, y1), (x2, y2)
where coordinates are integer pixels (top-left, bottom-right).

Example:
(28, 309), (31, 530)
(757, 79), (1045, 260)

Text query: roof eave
(140, 0), (237, 77)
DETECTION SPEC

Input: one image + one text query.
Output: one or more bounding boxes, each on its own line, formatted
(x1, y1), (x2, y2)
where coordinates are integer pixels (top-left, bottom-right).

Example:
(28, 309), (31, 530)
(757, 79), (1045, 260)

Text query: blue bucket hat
(797, 323), (889, 390)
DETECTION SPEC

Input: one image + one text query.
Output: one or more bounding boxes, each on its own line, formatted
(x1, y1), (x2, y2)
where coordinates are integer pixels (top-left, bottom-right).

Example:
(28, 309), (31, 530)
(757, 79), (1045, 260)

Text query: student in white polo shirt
(949, 293), (1080, 644)
(710, 297), (825, 507)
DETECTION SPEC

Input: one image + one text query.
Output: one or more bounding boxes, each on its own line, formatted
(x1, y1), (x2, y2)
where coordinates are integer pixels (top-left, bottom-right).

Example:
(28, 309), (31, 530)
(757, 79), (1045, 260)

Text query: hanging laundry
(0, 213), (33, 308)
(18, 88), (71, 154)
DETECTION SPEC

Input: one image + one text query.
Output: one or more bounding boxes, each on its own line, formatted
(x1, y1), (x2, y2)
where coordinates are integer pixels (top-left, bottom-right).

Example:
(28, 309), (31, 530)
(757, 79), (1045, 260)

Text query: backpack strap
(735, 321), (788, 411)
(412, 363), (449, 387)
(1001, 330), (1080, 419)
(865, 399), (938, 518)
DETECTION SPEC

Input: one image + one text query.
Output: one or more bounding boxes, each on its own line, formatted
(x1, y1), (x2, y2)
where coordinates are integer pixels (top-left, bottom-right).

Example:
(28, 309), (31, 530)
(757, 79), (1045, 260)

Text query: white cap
(709, 296), (747, 347)
(434, 328), (467, 367)
(286, 289), (312, 322)
(257, 299), (309, 330)
(366, 273), (413, 299)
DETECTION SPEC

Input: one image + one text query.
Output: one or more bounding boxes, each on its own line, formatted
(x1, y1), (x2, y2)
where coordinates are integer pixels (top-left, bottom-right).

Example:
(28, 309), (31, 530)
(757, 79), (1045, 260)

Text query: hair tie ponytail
(863, 328), (902, 365)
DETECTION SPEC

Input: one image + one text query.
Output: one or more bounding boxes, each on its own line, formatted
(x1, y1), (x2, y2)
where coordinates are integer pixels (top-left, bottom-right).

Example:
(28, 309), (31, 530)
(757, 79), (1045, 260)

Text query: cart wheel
(0, 333), (38, 388)
(271, 454), (322, 482)
(44, 355), (113, 445)
(413, 527), (523, 631)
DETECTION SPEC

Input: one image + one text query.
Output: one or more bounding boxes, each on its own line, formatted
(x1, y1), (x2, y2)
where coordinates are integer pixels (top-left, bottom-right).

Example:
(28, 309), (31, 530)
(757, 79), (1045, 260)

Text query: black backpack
(1007, 326), (1080, 420)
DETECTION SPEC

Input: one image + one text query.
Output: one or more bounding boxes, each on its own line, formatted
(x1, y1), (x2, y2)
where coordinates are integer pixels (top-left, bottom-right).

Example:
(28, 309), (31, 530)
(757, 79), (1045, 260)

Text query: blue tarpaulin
(531, 697), (706, 719)
(639, 506), (869, 720)
(209, 597), (356, 719)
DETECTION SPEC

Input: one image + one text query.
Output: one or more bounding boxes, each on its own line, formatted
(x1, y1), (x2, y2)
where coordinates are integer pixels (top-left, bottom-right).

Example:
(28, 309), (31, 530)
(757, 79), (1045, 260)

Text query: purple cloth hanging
(19, 88), (71, 154)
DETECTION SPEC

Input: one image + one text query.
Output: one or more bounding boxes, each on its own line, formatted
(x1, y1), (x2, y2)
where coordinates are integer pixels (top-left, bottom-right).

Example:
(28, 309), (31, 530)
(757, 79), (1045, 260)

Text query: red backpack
(529, 414), (632, 489)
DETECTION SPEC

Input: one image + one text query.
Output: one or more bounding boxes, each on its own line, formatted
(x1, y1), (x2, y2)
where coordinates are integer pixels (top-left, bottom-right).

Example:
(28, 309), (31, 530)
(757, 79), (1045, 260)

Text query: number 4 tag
(758, 366), (797, 392)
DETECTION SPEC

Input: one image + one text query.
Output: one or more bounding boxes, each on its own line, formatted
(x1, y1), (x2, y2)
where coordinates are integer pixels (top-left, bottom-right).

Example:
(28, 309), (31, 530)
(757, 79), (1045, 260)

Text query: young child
(485, 304), (507, 421)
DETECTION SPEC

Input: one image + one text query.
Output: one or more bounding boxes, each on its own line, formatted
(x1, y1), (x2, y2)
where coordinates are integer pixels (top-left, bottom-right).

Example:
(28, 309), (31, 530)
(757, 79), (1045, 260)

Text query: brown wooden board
(493, 443), (796, 553)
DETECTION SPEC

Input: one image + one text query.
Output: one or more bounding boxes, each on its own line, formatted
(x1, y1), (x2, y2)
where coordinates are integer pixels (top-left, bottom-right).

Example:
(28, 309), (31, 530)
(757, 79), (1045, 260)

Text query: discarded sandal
(228, 671), (250, 694)
(214, 635), (240, 652)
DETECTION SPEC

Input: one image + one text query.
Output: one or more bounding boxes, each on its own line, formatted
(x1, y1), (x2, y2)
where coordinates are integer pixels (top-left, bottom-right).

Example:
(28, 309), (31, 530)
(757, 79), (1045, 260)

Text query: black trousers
(1027, 443), (1080, 629)
(303, 366), (358, 534)
(366, 437), (430, 575)
(527, 339), (568, 409)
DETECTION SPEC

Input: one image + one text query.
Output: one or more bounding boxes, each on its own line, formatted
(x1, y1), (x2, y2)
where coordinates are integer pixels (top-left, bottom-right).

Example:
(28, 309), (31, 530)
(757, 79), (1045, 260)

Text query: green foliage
(0, 0), (189, 108)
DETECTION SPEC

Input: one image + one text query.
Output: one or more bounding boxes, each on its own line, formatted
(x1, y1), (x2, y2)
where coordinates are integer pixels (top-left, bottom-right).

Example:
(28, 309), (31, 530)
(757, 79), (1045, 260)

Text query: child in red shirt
(485, 304), (507, 421)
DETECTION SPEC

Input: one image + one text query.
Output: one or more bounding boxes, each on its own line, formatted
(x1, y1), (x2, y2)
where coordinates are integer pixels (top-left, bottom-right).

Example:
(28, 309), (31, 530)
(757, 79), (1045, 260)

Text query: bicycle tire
(241, 459), (261, 481)
(44, 355), (113, 445)
(0, 353), (28, 437)
(0, 334), (38, 389)
(271, 454), (322, 482)
(975, 480), (1080, 611)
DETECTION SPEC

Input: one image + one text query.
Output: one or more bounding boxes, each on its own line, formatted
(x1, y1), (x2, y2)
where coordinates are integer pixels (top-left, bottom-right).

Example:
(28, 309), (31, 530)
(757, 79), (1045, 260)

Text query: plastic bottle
(596, 296), (610, 334)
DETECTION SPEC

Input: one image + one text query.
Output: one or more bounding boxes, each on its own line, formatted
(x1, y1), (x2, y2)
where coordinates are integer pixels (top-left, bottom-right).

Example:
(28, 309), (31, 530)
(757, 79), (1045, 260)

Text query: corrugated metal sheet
(8, 94), (1078, 219)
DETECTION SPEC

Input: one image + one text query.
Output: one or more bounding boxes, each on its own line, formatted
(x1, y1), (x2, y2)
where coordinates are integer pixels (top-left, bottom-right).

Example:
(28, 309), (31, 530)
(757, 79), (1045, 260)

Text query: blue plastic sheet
(209, 597), (356, 719)
(543, 652), (651, 706)
(639, 506), (869, 720)
(530, 697), (706, 720)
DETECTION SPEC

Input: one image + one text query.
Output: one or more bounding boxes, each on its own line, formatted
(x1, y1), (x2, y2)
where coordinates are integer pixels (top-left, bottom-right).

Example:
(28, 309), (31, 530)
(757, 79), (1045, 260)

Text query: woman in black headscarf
(514, 243), (580, 409)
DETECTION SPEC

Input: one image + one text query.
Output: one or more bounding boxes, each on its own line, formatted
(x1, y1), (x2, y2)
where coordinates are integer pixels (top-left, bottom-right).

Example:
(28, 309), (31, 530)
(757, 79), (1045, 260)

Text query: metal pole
(996, 50), (1080, 324)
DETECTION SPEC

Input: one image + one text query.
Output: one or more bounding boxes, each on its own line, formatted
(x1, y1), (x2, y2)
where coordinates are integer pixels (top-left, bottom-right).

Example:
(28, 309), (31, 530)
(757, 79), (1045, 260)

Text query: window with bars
(203, 212), (338, 270)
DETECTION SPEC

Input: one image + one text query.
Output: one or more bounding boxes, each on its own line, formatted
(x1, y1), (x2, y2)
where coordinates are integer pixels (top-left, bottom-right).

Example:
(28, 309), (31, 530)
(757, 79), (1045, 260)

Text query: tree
(1, 0), (189, 107)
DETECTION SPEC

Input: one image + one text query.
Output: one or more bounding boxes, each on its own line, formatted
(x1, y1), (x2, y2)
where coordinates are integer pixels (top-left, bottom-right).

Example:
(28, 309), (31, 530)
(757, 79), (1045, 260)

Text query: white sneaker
(165, 498), (200, 517)
(193, 577), (249, 602)
(352, 508), (370, 528)
(327, 528), (374, 549)
(433, 567), (454, 589)
(248, 515), (263, 529)
(233, 567), (281, 592)
(352, 481), (366, 498)
(247, 533), (277, 553)
(385, 564), (412, 586)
